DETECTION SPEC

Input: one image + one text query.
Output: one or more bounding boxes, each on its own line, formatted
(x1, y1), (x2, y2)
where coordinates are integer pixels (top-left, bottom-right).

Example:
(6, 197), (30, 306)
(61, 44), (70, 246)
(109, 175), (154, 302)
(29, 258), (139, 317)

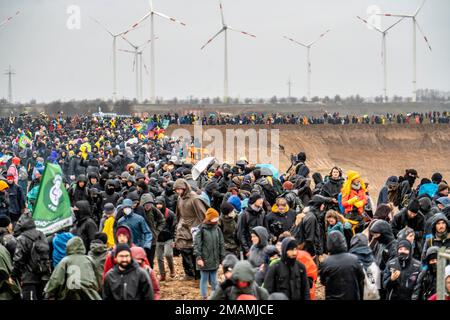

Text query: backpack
(19, 166), (28, 181)
(24, 233), (51, 277)
(363, 262), (380, 300)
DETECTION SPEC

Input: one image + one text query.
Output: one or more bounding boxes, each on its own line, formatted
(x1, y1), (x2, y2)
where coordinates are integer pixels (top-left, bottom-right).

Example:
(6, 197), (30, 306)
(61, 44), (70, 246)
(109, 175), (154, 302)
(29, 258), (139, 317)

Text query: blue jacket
(118, 212), (153, 249)
(52, 232), (75, 267)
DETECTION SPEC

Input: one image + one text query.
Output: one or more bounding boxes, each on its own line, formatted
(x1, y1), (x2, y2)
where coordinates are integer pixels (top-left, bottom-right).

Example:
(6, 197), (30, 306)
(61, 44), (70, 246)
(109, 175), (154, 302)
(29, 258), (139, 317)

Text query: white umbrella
(192, 157), (216, 181)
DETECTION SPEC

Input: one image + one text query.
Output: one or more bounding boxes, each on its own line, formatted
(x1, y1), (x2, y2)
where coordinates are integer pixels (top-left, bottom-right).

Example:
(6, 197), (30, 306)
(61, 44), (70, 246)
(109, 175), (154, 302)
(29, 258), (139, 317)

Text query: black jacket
(292, 207), (322, 257)
(7, 183), (25, 217)
(11, 216), (50, 284)
(264, 239), (310, 300)
(157, 207), (177, 242)
(219, 214), (239, 254)
(72, 200), (97, 251)
(383, 256), (421, 300)
(319, 231), (365, 300)
(391, 208), (425, 242)
(370, 220), (398, 272)
(103, 261), (153, 300)
(237, 205), (268, 254)
(266, 209), (296, 239)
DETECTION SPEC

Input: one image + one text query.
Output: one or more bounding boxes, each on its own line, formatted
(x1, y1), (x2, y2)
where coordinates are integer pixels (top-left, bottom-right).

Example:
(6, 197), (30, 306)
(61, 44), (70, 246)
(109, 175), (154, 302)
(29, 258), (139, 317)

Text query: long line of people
(0, 114), (449, 300)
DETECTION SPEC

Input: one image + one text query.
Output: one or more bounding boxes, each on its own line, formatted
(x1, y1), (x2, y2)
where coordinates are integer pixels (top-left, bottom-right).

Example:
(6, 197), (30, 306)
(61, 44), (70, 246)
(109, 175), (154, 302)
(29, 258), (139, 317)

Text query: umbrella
(256, 164), (279, 179)
(192, 157), (216, 181)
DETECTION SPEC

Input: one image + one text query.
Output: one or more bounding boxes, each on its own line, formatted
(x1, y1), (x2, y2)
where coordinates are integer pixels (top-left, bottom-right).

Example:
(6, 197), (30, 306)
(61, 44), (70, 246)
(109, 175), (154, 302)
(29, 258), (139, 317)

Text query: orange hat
(12, 157), (20, 166)
(204, 208), (219, 223)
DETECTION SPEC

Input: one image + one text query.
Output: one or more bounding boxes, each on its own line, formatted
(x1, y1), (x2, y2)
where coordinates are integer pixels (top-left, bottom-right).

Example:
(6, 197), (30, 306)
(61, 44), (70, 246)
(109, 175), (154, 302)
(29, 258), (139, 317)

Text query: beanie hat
(115, 243), (131, 257)
(283, 181), (294, 190)
(407, 199), (420, 214)
(122, 199), (133, 208)
(227, 195), (242, 212)
(0, 215), (11, 228)
(431, 172), (443, 184)
(220, 202), (235, 216)
(438, 182), (449, 193)
(204, 208), (219, 223)
(94, 232), (108, 245)
(103, 203), (115, 214)
(116, 226), (131, 240)
(249, 193), (263, 205)
(398, 239), (412, 252)
(374, 204), (392, 221)
(222, 254), (239, 273)
(12, 157), (20, 166)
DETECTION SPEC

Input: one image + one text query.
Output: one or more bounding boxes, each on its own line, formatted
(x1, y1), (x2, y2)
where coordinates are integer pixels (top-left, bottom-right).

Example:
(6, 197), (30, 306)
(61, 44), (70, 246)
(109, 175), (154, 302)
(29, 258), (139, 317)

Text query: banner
(18, 133), (32, 149)
(161, 119), (170, 129)
(32, 163), (73, 235)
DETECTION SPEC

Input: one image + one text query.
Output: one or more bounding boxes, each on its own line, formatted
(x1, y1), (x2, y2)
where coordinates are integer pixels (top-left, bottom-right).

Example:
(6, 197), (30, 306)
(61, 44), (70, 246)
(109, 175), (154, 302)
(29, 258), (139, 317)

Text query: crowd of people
(0, 113), (449, 301)
(163, 111), (450, 126)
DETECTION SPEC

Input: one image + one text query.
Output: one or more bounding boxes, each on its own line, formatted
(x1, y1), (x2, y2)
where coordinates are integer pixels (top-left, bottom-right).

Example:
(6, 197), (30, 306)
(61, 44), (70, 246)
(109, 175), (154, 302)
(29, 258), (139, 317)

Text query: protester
(155, 196), (176, 281)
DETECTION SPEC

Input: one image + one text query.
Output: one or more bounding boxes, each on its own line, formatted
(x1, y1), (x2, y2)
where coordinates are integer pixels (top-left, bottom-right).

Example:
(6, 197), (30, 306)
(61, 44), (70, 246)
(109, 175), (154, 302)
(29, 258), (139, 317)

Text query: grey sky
(0, 0), (449, 103)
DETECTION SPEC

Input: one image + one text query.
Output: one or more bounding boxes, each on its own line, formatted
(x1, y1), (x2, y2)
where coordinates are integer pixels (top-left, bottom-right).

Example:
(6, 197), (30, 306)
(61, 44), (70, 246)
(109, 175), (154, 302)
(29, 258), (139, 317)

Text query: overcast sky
(0, 0), (449, 103)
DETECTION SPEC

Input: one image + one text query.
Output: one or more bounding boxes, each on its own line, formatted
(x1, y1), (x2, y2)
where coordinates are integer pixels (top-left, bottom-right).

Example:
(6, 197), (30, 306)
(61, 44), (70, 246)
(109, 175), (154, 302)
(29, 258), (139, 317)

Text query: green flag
(32, 163), (73, 235)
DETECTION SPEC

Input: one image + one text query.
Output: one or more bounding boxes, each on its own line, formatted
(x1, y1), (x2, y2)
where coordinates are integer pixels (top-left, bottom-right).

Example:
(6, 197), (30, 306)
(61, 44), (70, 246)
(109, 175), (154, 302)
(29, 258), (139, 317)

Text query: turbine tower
(4, 65), (15, 103)
(356, 16), (404, 103)
(284, 29), (331, 101)
(378, 0), (432, 102)
(200, 1), (256, 104)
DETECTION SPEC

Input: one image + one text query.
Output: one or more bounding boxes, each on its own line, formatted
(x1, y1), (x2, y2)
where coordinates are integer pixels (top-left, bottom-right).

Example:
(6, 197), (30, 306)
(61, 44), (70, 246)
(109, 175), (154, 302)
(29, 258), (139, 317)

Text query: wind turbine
(119, 36), (154, 102)
(356, 16), (404, 103)
(122, 0), (186, 104)
(0, 11), (20, 30)
(91, 17), (130, 103)
(377, 0), (432, 102)
(200, 1), (256, 104)
(283, 29), (331, 101)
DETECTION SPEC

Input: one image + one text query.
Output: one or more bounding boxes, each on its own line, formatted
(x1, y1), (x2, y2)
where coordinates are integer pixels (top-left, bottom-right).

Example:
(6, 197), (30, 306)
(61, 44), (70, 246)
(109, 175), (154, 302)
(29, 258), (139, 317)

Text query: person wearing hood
(69, 174), (91, 204)
(421, 213), (450, 261)
(412, 246), (439, 300)
(100, 179), (120, 209)
(279, 181), (303, 213)
(102, 225), (135, 279)
(341, 170), (368, 233)
(209, 260), (269, 300)
(117, 199), (153, 251)
(0, 241), (21, 300)
(248, 226), (270, 285)
(88, 232), (109, 283)
(266, 197), (297, 242)
(193, 208), (225, 299)
(396, 226), (421, 261)
(68, 150), (87, 182)
(427, 265), (450, 300)
(320, 167), (345, 211)
(349, 233), (381, 300)
(43, 236), (102, 300)
(71, 200), (97, 252)
(319, 231), (365, 300)
(377, 176), (400, 207)
(237, 193), (268, 258)
(382, 239), (421, 300)
(219, 202), (239, 257)
(264, 237), (310, 300)
(369, 220), (398, 273)
(11, 214), (51, 300)
(419, 197), (440, 236)
(5, 173), (25, 223)
(140, 193), (165, 269)
(130, 246), (161, 300)
(155, 196), (176, 281)
(103, 243), (154, 300)
(48, 227), (75, 268)
(312, 172), (324, 195)
(99, 203), (116, 248)
(391, 198), (425, 254)
(173, 178), (208, 280)
(398, 169), (419, 209)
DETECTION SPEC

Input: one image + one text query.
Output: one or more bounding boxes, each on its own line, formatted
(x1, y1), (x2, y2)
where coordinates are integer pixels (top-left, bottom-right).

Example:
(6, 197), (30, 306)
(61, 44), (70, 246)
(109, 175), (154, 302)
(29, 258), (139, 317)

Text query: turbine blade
(149, 0), (153, 12)
(308, 29), (331, 47)
(90, 16), (114, 37)
(283, 36), (308, 48)
(0, 10), (20, 29)
(384, 17), (404, 33)
(133, 56), (136, 72)
(416, 20), (432, 51)
(201, 28), (225, 50)
(227, 27), (256, 38)
(356, 15), (383, 33)
(219, 1), (226, 26)
(414, 0), (427, 17)
(153, 11), (186, 26)
(377, 13), (412, 18)
(143, 63), (150, 76)
(121, 11), (152, 36)
(120, 35), (137, 49)
(118, 49), (135, 54)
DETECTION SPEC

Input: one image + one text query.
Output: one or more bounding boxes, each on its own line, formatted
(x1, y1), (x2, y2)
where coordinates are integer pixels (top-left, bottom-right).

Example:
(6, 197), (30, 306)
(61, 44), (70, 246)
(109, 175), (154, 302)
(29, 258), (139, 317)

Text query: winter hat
(12, 157), (20, 166)
(407, 199), (420, 214)
(220, 202), (235, 216)
(431, 172), (443, 184)
(282, 181), (294, 190)
(116, 226), (131, 240)
(204, 208), (219, 223)
(374, 204), (392, 221)
(438, 182), (449, 193)
(115, 243), (131, 257)
(127, 191), (140, 202)
(283, 237), (297, 252)
(222, 254), (239, 273)
(94, 232), (108, 245)
(297, 152), (306, 162)
(397, 239), (412, 252)
(140, 193), (154, 206)
(103, 203), (115, 214)
(0, 215), (11, 228)
(122, 199), (133, 208)
(227, 195), (242, 212)
(248, 193), (263, 205)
